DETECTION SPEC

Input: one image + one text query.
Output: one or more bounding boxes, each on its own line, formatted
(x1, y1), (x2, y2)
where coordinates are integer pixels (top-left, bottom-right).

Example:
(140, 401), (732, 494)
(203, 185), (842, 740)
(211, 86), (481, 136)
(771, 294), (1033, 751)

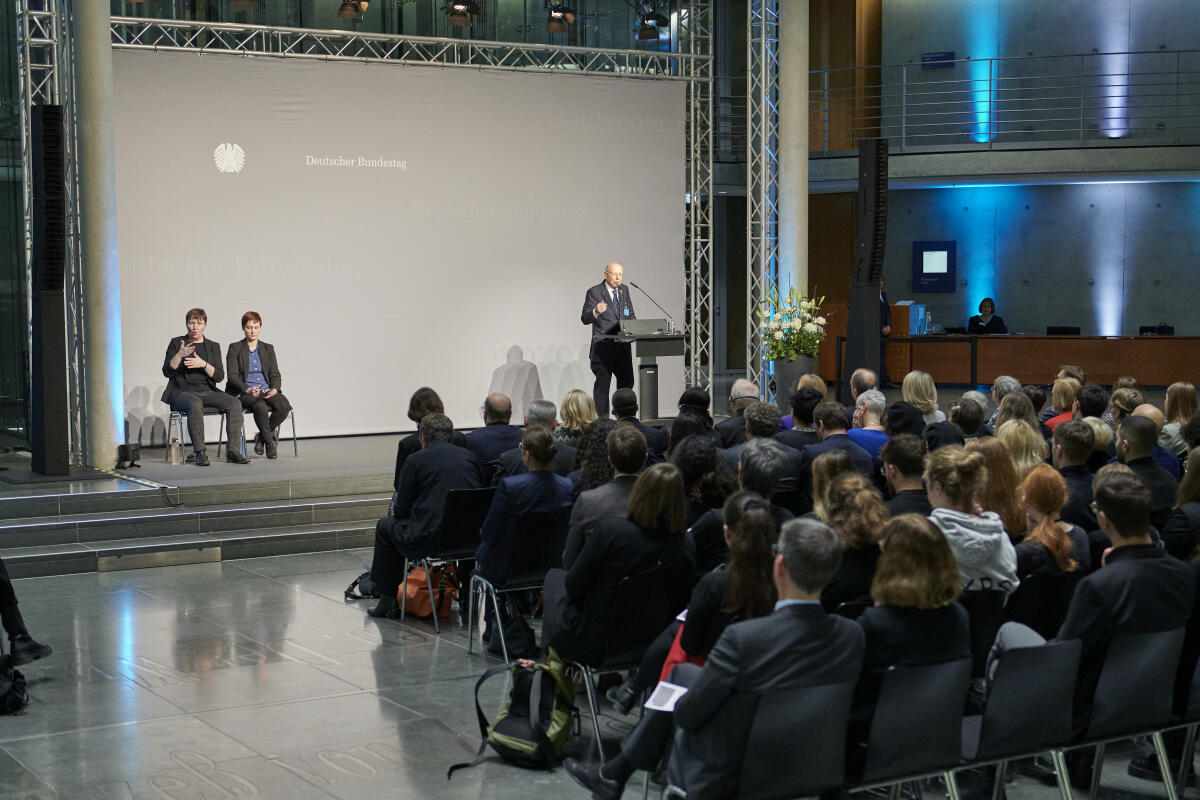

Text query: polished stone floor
(0, 549), (1179, 800)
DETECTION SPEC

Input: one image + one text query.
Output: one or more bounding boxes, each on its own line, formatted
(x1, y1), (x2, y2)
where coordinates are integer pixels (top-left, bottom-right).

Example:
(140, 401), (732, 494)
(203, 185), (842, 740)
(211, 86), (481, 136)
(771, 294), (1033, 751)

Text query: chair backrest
(834, 600), (871, 620)
(958, 590), (1008, 677)
(1002, 571), (1083, 640)
(973, 639), (1082, 761)
(505, 507), (572, 586)
(1088, 627), (1185, 739)
(736, 681), (858, 799)
(860, 658), (972, 784)
(598, 561), (694, 666)
(434, 487), (496, 559)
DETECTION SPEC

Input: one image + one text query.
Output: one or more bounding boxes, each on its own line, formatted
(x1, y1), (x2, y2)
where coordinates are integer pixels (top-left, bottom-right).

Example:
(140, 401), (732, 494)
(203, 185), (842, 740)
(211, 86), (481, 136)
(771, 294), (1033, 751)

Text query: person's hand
(248, 386), (261, 397)
(881, 325), (892, 336)
(179, 340), (195, 357)
(263, 389), (277, 399)
(595, 301), (608, 316)
(183, 355), (206, 369)
(852, 405), (864, 427)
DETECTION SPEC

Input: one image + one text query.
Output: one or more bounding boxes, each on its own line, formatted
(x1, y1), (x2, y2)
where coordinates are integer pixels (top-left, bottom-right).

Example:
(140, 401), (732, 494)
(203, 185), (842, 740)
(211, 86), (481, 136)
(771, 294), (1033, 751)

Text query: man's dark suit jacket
(224, 339), (282, 397)
(667, 603), (866, 797)
(775, 428), (820, 451)
(1126, 456), (1179, 532)
(688, 504), (794, 573)
(160, 336), (224, 403)
(885, 489), (932, 517)
(391, 441), (482, 548)
(616, 416), (669, 457)
(492, 442), (577, 485)
(475, 470), (574, 584)
(720, 440), (804, 492)
(393, 431), (468, 492)
(794, 433), (875, 512)
(1057, 464), (1098, 532)
(581, 281), (636, 341)
(562, 474), (638, 568)
(714, 411), (748, 449)
(465, 423), (524, 482)
(1055, 542), (1195, 737)
(1161, 502), (1200, 561)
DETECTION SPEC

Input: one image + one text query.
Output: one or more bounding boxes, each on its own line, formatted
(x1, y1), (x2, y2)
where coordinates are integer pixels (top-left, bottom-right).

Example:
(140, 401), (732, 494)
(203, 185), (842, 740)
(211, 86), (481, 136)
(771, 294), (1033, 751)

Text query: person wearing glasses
(715, 378), (759, 449)
(582, 262), (637, 418)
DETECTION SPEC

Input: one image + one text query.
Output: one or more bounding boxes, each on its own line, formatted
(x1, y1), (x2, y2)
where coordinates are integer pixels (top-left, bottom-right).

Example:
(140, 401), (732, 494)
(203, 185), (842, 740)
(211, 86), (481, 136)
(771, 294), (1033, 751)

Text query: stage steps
(0, 474), (393, 578)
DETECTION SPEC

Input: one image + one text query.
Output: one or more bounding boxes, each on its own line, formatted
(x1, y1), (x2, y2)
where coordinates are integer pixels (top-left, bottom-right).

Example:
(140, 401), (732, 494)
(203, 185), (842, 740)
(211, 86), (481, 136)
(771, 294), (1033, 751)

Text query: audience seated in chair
(464, 393), (524, 483)
(1160, 382), (1197, 460)
(492, 399), (577, 483)
(965, 436), (1027, 543)
(670, 433), (736, 527)
(881, 434), (932, 517)
(1116, 414), (1180, 530)
(848, 389), (888, 459)
(1162, 449), (1200, 561)
(1016, 463), (1090, 577)
(562, 517), (864, 800)
(1053, 419), (1098, 533)
(797, 402), (874, 507)
(367, 413), (482, 618)
(779, 373), (829, 433)
(571, 418), (618, 494)
(393, 387), (467, 490)
(721, 401), (803, 490)
(556, 388), (597, 448)
(611, 388), (668, 459)
(820, 473), (887, 612)
(775, 387), (824, 451)
(715, 379), (758, 449)
(562, 425), (647, 569)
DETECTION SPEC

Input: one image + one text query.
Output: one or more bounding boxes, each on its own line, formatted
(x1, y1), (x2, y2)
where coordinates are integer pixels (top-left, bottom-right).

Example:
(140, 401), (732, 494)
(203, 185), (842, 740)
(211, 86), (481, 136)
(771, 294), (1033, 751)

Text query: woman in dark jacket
(225, 311), (292, 459)
(1163, 449), (1200, 560)
(540, 462), (696, 666)
(820, 472), (887, 612)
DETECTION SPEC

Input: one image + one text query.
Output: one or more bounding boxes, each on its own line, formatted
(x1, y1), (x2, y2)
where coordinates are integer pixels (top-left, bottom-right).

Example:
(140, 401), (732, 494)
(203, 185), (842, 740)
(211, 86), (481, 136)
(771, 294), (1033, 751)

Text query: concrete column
(76, 2), (124, 467)
(777, 0), (809, 293)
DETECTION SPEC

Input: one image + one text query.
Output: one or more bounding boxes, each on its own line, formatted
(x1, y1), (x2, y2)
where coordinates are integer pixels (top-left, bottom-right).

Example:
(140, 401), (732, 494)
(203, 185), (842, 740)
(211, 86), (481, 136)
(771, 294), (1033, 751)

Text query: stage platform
(0, 436), (396, 580)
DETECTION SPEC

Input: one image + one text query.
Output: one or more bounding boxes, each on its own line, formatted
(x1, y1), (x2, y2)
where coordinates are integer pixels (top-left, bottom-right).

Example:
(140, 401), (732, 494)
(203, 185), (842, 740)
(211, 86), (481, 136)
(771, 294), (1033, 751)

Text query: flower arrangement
(755, 285), (828, 360)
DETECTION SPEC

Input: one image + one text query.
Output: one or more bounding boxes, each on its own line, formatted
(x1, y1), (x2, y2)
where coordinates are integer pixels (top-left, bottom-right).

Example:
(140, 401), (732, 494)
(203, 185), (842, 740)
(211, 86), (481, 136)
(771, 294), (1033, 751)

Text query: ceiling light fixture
(444, 0), (480, 27)
(337, 0), (369, 20)
(546, 3), (575, 33)
(636, 1), (668, 40)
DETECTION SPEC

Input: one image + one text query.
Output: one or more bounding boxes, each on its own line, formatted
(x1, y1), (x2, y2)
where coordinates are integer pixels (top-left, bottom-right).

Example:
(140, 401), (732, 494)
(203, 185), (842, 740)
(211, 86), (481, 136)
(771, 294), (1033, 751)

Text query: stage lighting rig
(546, 3), (575, 33)
(444, 0), (480, 26)
(636, 1), (668, 40)
(337, 0), (369, 19)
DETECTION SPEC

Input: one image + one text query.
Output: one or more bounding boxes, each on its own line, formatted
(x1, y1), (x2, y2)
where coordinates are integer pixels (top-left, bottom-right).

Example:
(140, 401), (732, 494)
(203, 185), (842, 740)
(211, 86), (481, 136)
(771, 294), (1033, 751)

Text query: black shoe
(564, 758), (624, 800)
(10, 634), (52, 666)
(606, 679), (638, 715)
(367, 597), (399, 618)
(1126, 752), (1192, 784)
(194, 451), (210, 466)
(226, 451), (250, 464)
(1066, 749), (1095, 791)
(253, 433), (264, 456)
(266, 439), (278, 459)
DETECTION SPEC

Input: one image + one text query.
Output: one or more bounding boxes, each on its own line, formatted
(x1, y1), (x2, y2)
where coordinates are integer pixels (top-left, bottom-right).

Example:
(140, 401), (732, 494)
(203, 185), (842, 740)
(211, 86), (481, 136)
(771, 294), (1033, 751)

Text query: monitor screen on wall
(912, 240), (957, 292)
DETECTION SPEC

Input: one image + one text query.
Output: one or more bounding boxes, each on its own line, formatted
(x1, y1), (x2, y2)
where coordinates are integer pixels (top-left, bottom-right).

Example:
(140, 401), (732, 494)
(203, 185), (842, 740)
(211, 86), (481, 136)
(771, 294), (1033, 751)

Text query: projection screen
(115, 50), (685, 439)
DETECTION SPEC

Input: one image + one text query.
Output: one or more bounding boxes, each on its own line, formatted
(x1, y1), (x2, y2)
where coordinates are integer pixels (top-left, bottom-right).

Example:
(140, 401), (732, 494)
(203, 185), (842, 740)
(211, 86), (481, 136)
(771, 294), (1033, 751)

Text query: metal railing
(809, 50), (1200, 154)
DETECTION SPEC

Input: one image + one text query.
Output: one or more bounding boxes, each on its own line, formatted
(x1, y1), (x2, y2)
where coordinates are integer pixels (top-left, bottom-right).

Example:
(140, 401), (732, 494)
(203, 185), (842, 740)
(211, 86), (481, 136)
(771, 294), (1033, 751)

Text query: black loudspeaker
(30, 104), (70, 476)
(842, 139), (889, 403)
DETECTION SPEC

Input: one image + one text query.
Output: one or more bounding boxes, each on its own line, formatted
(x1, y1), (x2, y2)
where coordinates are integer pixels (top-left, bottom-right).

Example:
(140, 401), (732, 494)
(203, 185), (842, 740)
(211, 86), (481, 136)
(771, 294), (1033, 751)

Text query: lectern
(601, 318), (685, 420)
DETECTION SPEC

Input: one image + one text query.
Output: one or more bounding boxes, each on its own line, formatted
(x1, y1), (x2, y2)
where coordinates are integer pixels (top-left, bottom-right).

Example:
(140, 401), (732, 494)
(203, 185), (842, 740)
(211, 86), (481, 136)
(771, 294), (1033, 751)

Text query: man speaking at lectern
(582, 262), (636, 417)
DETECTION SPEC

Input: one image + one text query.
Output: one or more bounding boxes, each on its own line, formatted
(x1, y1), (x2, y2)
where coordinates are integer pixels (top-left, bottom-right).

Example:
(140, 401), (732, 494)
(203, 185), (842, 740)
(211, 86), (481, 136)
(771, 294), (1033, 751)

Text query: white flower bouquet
(755, 285), (827, 360)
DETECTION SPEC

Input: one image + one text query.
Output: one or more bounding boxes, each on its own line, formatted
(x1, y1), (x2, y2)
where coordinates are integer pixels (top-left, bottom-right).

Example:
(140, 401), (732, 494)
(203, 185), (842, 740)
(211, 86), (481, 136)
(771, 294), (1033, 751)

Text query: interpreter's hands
(179, 340), (196, 357)
(595, 301), (608, 316)
(183, 355), (206, 369)
(881, 325), (892, 336)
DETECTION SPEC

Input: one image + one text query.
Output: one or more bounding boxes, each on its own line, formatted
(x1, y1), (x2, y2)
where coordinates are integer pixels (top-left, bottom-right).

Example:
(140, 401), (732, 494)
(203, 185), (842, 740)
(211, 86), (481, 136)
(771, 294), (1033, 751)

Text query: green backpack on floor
(447, 649), (577, 777)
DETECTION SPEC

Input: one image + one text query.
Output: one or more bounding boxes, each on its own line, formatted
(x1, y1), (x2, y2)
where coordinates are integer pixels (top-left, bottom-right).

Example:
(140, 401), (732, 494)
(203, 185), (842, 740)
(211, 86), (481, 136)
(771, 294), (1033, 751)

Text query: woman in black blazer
(225, 311), (292, 459)
(967, 297), (1008, 334)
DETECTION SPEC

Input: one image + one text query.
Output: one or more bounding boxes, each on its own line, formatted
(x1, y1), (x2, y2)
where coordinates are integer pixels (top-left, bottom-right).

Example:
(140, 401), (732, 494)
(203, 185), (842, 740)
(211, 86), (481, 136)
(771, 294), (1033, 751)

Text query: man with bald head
(464, 392), (524, 483)
(715, 378), (759, 448)
(582, 261), (637, 416)
(1131, 403), (1183, 479)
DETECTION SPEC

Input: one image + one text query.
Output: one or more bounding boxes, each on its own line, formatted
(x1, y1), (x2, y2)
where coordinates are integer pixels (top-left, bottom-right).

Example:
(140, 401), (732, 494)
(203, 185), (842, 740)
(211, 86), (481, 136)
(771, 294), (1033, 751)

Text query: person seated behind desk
(161, 307), (247, 466)
(967, 297), (1008, 335)
(224, 311), (292, 460)
(368, 413), (482, 618)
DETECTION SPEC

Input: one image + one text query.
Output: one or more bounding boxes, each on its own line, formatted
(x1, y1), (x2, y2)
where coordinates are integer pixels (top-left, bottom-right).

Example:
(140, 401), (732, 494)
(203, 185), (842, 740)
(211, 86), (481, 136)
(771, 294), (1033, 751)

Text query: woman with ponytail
(821, 472), (889, 611)
(1015, 463), (1089, 577)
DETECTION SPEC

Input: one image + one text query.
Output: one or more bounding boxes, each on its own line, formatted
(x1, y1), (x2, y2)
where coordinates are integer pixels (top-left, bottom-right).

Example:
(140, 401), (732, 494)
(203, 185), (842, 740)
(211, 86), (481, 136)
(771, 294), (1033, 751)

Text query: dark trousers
(169, 390), (243, 454)
(590, 340), (634, 417)
(0, 556), (25, 639)
(621, 662), (702, 769)
(372, 517), (435, 597)
(631, 620), (682, 696)
(239, 392), (292, 438)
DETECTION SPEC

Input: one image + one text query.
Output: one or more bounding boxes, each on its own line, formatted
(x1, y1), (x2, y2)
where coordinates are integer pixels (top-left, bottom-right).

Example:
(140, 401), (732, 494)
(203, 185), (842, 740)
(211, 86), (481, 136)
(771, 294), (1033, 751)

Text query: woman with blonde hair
(821, 472), (889, 611)
(1160, 382), (1197, 458)
(557, 389), (597, 446)
(993, 392), (1042, 436)
(810, 449), (857, 522)
(902, 370), (944, 424)
(1082, 416), (1114, 473)
(966, 437), (1026, 540)
(995, 419), (1049, 480)
(1045, 378), (1082, 431)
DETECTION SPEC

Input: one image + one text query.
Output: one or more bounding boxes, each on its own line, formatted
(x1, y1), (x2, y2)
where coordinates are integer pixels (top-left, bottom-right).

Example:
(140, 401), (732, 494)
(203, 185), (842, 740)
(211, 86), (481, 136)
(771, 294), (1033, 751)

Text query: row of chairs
(165, 407), (299, 459)
(667, 628), (1193, 800)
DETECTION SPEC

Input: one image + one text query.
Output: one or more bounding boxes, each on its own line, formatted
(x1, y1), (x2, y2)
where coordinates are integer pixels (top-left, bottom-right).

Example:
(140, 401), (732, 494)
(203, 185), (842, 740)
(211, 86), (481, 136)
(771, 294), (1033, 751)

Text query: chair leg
(1087, 743), (1104, 800)
(425, 564), (440, 635)
(217, 413), (224, 458)
(579, 666), (606, 762)
(466, 576), (479, 655)
(1049, 749), (1074, 800)
(943, 771), (961, 800)
(399, 559), (411, 621)
(291, 411), (298, 457)
(486, 585), (510, 663)
(1152, 732), (1181, 800)
(990, 761), (1009, 800)
(887, 783), (901, 800)
(1177, 725), (1198, 796)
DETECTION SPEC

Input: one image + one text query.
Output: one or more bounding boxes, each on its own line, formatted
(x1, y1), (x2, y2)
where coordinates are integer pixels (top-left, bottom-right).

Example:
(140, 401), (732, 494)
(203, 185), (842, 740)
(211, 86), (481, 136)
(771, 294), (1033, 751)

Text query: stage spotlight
(546, 3), (575, 33)
(444, 0), (480, 26)
(337, 0), (369, 20)
(636, 2), (669, 40)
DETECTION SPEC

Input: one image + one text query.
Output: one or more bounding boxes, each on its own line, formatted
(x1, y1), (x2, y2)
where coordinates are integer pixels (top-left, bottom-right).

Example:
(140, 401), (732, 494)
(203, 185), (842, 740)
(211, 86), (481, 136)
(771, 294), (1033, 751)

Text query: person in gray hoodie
(924, 446), (1019, 595)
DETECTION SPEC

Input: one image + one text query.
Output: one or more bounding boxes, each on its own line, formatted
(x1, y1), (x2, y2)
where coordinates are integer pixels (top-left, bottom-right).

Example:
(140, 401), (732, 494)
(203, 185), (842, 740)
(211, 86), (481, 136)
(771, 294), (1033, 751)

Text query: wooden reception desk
(816, 303), (1199, 385)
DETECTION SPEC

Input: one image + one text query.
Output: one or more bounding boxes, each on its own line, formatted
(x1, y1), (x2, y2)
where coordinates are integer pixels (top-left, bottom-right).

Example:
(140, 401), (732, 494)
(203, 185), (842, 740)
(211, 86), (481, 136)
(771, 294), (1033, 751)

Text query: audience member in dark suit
(0, 555), (52, 665)
(474, 427), (574, 586)
(368, 413), (482, 618)
(564, 517), (865, 800)
(721, 401), (803, 491)
(464, 393), (524, 484)
(1053, 419), (1098, 532)
(541, 462), (696, 666)
(848, 389), (889, 459)
(161, 307), (247, 466)
(989, 471), (1195, 784)
(797, 402), (875, 507)
(714, 379), (758, 449)
(611, 388), (668, 459)
(393, 387), (467, 491)
(1014, 464), (1090, 577)
(491, 400), (577, 483)
(849, 514), (970, 777)
(563, 425), (647, 568)
(821, 473), (886, 612)
(775, 387), (823, 451)
(671, 433), (736, 526)
(688, 438), (794, 572)
(1162, 450), (1200, 561)
(1136, 404), (1185, 480)
(224, 311), (292, 459)
(881, 434), (932, 516)
(1117, 414), (1179, 531)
